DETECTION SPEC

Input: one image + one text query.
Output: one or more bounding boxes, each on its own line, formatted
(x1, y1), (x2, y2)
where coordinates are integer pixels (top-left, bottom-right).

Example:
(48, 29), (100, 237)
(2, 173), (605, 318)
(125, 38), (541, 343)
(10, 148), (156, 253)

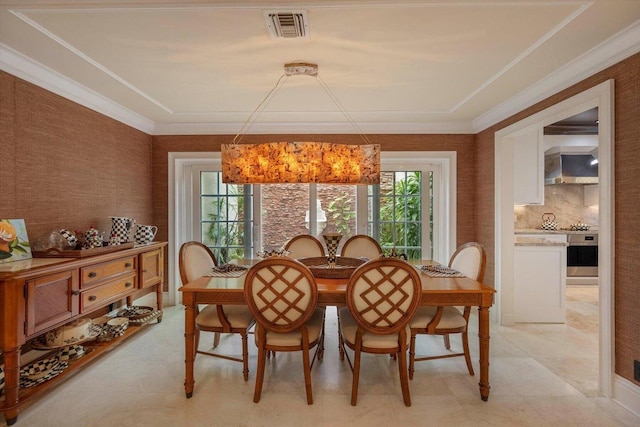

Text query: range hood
(544, 153), (599, 184)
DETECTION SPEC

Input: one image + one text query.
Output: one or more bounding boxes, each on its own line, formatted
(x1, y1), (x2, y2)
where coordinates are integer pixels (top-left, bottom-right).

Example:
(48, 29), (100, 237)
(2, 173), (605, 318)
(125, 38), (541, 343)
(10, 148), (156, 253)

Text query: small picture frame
(0, 219), (33, 263)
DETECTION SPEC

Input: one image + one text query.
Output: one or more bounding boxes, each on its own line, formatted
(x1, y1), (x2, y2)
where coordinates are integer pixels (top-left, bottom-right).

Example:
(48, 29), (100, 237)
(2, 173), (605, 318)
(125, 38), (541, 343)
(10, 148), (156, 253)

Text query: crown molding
(0, 43), (155, 134)
(473, 20), (640, 133)
(152, 120), (474, 135)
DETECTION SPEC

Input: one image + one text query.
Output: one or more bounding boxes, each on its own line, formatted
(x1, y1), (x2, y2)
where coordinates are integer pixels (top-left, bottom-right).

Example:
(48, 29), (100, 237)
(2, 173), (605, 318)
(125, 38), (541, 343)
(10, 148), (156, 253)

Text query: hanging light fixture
(221, 62), (380, 184)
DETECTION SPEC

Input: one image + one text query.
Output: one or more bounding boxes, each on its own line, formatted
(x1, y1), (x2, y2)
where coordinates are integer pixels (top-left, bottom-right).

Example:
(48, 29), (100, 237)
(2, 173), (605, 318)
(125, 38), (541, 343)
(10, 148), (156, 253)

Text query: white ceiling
(1, 0), (639, 135)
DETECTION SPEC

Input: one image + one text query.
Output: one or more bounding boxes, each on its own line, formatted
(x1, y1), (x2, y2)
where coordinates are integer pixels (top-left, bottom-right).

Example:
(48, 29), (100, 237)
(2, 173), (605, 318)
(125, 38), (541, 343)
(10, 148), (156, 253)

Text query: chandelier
(221, 62), (380, 185)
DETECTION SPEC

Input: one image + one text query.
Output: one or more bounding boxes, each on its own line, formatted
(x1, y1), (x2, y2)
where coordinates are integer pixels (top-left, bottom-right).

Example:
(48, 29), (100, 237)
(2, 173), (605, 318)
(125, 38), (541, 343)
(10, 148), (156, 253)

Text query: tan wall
(0, 71), (154, 245)
(475, 52), (640, 385)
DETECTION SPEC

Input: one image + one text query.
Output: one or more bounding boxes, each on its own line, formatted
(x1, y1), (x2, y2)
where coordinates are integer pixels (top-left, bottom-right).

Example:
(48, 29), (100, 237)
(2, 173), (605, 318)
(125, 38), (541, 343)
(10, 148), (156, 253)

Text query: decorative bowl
(297, 256), (366, 279)
(106, 317), (129, 338)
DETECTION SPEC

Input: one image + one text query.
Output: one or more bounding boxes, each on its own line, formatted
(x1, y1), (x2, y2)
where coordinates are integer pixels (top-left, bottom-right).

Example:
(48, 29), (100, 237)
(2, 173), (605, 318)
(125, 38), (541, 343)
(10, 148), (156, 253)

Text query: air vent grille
(264, 11), (309, 38)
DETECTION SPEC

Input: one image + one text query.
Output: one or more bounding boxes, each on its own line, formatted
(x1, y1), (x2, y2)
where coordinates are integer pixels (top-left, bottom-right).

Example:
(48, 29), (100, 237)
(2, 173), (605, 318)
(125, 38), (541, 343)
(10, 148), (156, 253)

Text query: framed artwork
(0, 219), (33, 263)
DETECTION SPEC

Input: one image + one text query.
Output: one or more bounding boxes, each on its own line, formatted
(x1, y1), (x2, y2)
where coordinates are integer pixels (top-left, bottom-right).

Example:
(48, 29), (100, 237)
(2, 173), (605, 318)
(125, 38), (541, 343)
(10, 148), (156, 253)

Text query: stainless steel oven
(567, 233), (598, 277)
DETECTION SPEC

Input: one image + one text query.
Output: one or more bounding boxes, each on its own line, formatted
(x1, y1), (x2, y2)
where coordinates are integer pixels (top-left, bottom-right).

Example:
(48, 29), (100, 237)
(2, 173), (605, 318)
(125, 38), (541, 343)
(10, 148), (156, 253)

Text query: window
(198, 171), (253, 263)
(172, 151), (455, 300)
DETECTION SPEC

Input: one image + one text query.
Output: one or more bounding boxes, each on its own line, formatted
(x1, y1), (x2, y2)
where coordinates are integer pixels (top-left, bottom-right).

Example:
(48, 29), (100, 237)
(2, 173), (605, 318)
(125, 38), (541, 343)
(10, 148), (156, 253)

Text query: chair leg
(241, 331), (250, 381)
(461, 330), (475, 376)
(302, 345), (313, 405)
(194, 329), (201, 357)
(213, 332), (221, 348)
(253, 346), (267, 403)
(409, 333), (416, 380)
(397, 350), (412, 407)
(443, 334), (451, 350)
(351, 348), (361, 406)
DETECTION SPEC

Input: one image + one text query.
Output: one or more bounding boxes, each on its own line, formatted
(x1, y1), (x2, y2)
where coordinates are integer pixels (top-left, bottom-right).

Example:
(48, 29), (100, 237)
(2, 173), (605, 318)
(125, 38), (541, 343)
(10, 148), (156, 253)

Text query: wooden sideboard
(0, 242), (166, 425)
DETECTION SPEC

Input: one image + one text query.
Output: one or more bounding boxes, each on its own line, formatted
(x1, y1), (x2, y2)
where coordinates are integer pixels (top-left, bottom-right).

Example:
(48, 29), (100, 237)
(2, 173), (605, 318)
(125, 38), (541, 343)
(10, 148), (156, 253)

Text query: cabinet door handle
(143, 269), (148, 273)
(88, 272), (97, 278)
(125, 262), (132, 268)
(72, 290), (80, 296)
(125, 282), (133, 288)
(88, 295), (97, 301)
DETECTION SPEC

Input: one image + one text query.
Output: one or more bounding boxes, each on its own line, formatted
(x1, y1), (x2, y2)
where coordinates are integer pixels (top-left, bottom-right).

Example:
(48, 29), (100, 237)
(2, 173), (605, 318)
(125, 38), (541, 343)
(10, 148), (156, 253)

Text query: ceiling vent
(264, 10), (309, 39)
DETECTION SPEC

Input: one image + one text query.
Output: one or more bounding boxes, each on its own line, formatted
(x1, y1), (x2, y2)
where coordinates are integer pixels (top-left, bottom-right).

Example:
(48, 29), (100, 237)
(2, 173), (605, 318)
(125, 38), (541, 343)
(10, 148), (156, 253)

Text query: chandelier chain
(232, 63), (372, 145)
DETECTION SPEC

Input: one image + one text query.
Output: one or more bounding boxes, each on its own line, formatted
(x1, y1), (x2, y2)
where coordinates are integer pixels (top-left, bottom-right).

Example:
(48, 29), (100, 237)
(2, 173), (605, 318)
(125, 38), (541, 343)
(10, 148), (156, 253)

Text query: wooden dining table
(179, 261), (496, 401)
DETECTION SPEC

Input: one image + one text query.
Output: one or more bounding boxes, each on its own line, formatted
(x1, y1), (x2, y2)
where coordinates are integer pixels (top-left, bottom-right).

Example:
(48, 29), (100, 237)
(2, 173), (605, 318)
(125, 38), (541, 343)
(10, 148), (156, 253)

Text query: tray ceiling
(1, 1), (639, 135)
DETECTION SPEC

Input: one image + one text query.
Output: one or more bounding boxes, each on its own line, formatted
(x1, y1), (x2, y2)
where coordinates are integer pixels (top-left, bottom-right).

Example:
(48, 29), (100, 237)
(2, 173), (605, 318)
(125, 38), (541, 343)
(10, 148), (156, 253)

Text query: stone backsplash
(515, 184), (599, 230)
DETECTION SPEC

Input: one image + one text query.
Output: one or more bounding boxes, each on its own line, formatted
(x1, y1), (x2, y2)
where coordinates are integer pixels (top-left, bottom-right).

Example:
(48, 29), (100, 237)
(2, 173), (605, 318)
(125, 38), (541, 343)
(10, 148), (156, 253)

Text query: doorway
(494, 80), (614, 397)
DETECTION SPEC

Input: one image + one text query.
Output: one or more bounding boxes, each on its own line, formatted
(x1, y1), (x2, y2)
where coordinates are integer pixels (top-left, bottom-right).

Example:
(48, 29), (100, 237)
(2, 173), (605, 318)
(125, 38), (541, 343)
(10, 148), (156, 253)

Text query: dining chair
(338, 258), (422, 406)
(244, 257), (325, 404)
(178, 241), (255, 381)
(408, 241), (486, 379)
(283, 234), (325, 259)
(340, 234), (383, 260)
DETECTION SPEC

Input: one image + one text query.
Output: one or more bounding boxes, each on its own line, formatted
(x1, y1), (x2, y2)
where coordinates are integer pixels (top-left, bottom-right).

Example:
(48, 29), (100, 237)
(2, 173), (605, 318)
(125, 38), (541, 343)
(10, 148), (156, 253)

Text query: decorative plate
(19, 361), (68, 388)
(116, 306), (163, 324)
(54, 344), (85, 361)
(419, 264), (466, 277)
(211, 263), (248, 273)
(116, 305), (154, 320)
(256, 249), (291, 258)
(20, 358), (66, 380)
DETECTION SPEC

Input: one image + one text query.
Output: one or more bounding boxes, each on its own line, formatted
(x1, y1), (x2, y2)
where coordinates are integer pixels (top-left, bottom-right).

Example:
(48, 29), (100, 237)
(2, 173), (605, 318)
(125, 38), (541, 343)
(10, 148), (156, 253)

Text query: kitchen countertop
(515, 228), (598, 235)
(515, 236), (569, 246)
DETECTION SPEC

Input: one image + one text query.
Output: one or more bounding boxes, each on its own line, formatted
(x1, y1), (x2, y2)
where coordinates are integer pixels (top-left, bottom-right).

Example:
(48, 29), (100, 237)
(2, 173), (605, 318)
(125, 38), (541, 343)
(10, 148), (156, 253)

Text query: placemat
(206, 264), (248, 278)
(419, 264), (466, 278)
(206, 270), (247, 278)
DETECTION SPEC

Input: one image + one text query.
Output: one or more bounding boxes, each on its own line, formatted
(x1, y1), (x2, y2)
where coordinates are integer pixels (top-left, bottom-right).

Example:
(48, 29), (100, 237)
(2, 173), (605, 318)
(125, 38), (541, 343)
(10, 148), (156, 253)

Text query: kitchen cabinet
(514, 238), (567, 323)
(513, 126), (544, 205)
(0, 242), (166, 425)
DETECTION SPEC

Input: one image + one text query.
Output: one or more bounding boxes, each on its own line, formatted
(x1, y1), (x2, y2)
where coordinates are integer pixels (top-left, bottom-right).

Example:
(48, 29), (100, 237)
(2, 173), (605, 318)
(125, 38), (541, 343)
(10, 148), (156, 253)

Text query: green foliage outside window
(204, 187), (245, 263)
(378, 172), (422, 260)
(327, 193), (355, 237)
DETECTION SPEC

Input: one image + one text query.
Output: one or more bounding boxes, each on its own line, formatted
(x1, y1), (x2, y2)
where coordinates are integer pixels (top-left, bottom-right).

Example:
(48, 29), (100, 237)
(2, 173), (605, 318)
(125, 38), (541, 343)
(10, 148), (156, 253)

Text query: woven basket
(297, 256), (366, 279)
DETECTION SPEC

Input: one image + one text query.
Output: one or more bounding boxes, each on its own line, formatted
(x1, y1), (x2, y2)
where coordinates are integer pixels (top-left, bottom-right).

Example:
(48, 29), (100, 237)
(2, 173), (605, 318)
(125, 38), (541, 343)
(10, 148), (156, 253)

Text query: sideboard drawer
(80, 273), (136, 312)
(80, 256), (136, 288)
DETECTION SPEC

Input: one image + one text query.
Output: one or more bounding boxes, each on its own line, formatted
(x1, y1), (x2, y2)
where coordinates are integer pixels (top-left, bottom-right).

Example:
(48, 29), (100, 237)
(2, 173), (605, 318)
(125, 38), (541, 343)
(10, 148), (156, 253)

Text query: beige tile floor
(4, 286), (639, 427)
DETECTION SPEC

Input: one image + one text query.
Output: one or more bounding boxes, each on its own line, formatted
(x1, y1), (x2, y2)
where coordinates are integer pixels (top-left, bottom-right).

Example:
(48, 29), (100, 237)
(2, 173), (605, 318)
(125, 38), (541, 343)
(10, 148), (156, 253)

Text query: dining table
(179, 259), (496, 401)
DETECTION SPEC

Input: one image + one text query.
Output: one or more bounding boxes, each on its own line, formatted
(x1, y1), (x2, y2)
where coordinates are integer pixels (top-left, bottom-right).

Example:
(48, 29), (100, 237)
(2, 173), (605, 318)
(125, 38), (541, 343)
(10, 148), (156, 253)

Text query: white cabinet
(512, 126), (544, 205)
(514, 244), (567, 323)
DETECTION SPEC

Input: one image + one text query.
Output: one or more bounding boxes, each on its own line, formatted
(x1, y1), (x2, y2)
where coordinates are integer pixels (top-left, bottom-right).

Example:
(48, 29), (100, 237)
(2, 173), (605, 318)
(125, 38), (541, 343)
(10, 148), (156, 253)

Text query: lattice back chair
(340, 234), (383, 260)
(338, 258), (422, 406)
(409, 242), (486, 379)
(244, 257), (325, 404)
(283, 234), (325, 259)
(178, 241), (255, 381)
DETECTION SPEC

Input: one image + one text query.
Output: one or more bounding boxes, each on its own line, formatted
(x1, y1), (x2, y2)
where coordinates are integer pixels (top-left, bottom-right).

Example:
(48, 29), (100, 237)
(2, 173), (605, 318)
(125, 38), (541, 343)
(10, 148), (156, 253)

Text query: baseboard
(613, 375), (640, 417)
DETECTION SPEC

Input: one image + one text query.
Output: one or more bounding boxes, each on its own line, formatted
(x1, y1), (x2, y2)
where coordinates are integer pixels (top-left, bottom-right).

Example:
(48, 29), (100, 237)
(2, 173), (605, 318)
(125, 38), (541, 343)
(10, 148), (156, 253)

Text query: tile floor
(4, 286), (640, 427)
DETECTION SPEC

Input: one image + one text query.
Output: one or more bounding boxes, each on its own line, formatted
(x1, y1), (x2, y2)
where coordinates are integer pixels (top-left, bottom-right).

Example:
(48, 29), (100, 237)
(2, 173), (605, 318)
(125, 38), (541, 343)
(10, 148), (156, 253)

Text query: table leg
(183, 296), (196, 398)
(2, 346), (21, 425)
(478, 306), (491, 401)
(156, 283), (164, 322)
